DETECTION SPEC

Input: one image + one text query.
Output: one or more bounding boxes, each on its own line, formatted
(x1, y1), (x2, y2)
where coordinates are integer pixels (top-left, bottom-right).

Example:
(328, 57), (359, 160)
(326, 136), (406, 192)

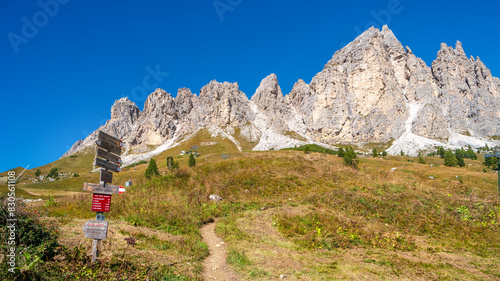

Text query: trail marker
(83, 131), (124, 263)
(91, 194), (111, 212)
(83, 220), (109, 240)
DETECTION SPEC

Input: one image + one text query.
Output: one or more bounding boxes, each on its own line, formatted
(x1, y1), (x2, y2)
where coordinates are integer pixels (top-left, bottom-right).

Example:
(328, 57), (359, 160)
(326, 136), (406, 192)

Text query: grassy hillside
(2, 138), (500, 279)
(6, 149), (493, 279)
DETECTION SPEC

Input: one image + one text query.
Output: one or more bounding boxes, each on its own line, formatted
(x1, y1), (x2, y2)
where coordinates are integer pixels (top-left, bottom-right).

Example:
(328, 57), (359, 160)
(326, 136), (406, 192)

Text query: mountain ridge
(63, 25), (500, 164)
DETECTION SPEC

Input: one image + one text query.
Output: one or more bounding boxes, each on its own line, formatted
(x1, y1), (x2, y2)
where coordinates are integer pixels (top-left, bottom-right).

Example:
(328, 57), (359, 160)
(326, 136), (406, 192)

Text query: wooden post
(91, 239), (99, 263)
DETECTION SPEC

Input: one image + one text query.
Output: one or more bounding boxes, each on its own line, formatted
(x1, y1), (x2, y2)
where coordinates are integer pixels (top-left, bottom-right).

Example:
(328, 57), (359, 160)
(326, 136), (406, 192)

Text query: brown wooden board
(99, 169), (113, 184)
(96, 147), (121, 164)
(83, 182), (119, 194)
(98, 131), (122, 146)
(95, 140), (122, 155)
(83, 220), (108, 240)
(95, 157), (121, 173)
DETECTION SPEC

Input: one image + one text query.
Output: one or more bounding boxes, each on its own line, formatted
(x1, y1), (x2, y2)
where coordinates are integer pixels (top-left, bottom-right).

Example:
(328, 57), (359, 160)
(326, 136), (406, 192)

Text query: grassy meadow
(0, 144), (499, 280)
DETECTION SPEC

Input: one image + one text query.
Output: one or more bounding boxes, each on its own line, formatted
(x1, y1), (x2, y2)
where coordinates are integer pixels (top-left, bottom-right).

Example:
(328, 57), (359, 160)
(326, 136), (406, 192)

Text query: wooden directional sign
(96, 131), (123, 155)
(83, 220), (108, 240)
(91, 194), (111, 212)
(95, 157), (121, 173)
(99, 169), (113, 184)
(96, 147), (122, 164)
(83, 182), (119, 194)
(98, 131), (123, 147)
(96, 140), (122, 156)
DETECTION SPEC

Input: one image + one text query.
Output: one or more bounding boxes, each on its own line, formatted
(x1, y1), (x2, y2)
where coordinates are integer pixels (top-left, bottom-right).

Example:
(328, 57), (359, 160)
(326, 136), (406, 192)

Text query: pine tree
(372, 148), (378, 157)
(145, 158), (159, 179)
(48, 167), (58, 179)
(304, 146), (311, 154)
(188, 153), (196, 167)
(338, 147), (345, 157)
(167, 156), (174, 170)
(343, 146), (358, 168)
(466, 148), (477, 160)
(437, 146), (445, 158)
(35, 169), (41, 177)
(444, 150), (457, 167)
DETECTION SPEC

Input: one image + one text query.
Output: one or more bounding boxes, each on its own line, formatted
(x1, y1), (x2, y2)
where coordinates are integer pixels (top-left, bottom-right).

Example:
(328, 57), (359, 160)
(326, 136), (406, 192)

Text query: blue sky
(1, 0), (499, 172)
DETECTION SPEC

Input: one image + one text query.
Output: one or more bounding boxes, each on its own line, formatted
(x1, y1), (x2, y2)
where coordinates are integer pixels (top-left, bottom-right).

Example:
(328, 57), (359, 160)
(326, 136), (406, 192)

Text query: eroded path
(201, 221), (242, 281)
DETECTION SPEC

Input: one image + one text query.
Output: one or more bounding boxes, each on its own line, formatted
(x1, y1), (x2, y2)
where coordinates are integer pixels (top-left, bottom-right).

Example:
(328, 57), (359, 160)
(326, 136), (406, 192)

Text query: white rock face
(63, 26), (499, 161)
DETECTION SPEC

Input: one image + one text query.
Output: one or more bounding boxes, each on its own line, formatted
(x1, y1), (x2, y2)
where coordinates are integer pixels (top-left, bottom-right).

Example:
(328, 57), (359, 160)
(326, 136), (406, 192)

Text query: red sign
(91, 194), (111, 212)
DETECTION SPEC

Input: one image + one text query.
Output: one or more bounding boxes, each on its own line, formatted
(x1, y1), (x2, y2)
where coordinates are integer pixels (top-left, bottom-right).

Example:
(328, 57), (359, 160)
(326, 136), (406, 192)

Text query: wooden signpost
(83, 130), (125, 263)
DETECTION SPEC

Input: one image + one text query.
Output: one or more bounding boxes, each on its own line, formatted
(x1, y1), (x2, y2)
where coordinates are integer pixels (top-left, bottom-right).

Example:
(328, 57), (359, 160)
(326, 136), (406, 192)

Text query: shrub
(372, 148), (378, 157)
(124, 160), (147, 169)
(0, 199), (60, 275)
(35, 169), (41, 177)
(145, 158), (159, 179)
(418, 156), (425, 164)
(381, 151), (387, 157)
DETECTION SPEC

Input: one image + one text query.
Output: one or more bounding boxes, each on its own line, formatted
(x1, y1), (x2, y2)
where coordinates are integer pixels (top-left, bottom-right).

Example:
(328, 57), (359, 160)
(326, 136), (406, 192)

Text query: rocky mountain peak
(251, 74), (285, 112)
(111, 97), (140, 124)
(142, 88), (175, 117)
(63, 26), (500, 161)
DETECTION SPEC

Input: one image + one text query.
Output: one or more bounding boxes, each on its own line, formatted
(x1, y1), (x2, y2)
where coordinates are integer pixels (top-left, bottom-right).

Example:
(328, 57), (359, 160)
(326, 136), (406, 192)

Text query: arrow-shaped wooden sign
(96, 147), (122, 164)
(96, 140), (122, 156)
(95, 157), (121, 173)
(98, 131), (123, 147)
(83, 182), (120, 194)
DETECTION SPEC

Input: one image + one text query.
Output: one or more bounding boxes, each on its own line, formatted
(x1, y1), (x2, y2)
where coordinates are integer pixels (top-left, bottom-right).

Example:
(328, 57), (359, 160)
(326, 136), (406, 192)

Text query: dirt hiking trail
(201, 221), (242, 281)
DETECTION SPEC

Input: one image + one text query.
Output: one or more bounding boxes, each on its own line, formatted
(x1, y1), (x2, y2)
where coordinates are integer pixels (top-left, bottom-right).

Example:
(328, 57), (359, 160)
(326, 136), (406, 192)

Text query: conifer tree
(145, 158), (159, 179)
(188, 153), (196, 167)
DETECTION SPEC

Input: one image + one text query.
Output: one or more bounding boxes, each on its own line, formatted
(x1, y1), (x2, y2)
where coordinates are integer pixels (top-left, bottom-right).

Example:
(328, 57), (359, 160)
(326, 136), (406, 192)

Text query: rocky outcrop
(63, 25), (500, 161)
